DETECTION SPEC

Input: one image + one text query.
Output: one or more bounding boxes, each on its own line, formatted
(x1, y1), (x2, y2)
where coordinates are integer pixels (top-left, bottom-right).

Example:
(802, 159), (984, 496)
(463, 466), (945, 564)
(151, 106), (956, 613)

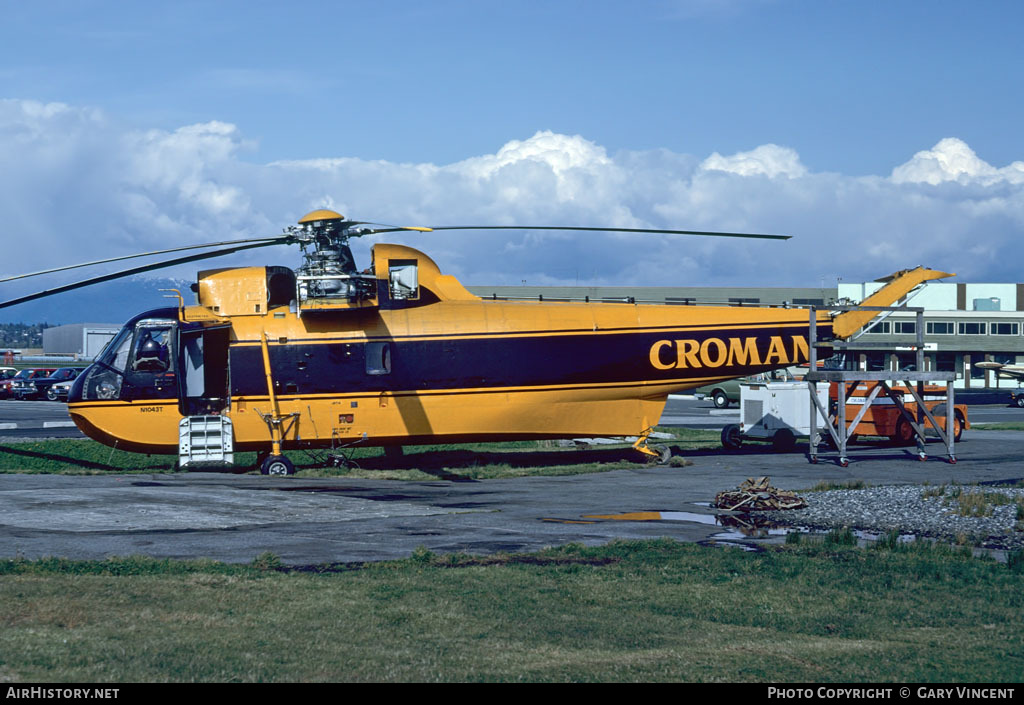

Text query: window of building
(865, 353), (887, 370)
(934, 352), (956, 372)
(894, 353), (917, 371)
(969, 353), (988, 379)
(863, 321), (890, 335)
(990, 322), (1020, 336)
(926, 321), (955, 335)
(958, 322), (987, 335)
(728, 297), (760, 306)
(893, 321), (916, 335)
(792, 298), (825, 306)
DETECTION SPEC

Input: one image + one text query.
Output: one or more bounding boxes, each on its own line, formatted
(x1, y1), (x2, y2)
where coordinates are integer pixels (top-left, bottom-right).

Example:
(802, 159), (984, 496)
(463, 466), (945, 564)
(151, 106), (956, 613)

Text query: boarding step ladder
(178, 415), (234, 468)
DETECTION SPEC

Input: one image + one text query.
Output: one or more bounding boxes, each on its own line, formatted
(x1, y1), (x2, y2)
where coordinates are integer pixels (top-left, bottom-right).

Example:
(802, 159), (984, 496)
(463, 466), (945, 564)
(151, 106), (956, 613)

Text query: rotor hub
(297, 209), (345, 224)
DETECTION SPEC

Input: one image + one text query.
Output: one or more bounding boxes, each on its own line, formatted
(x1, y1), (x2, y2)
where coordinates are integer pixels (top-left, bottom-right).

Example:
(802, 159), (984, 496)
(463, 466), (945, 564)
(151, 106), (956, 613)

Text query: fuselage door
(177, 323), (231, 415)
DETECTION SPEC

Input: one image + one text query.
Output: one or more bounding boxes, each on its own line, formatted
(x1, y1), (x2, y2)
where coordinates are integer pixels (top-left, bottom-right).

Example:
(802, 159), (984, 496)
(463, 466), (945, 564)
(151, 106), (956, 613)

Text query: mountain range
(0, 277), (191, 326)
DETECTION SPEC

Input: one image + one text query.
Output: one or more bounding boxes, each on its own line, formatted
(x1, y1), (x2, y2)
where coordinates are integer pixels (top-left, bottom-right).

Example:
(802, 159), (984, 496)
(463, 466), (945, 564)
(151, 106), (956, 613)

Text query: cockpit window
(96, 326), (133, 373)
(132, 326), (172, 372)
(79, 318), (178, 401)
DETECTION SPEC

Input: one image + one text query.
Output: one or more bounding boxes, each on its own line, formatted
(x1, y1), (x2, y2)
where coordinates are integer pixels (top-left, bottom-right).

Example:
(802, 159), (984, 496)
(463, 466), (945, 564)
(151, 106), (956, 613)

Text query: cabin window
(388, 260), (419, 300)
(365, 342), (391, 375)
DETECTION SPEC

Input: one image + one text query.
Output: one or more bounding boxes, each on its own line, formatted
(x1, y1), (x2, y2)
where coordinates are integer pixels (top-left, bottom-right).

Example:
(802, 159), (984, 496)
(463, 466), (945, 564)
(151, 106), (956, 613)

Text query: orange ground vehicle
(830, 381), (968, 444)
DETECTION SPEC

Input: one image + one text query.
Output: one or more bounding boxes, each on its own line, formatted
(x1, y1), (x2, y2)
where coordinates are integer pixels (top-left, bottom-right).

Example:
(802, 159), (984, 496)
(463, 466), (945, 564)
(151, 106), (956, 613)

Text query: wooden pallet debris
(713, 476), (807, 511)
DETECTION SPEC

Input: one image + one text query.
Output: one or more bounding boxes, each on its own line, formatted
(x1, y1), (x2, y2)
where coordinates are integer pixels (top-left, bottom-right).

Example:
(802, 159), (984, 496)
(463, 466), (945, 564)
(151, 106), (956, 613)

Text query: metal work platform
(806, 306), (957, 466)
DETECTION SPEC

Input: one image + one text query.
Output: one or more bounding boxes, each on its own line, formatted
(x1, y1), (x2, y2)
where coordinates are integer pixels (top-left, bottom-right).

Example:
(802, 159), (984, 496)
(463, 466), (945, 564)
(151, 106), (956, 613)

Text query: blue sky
(6, 0), (1021, 172)
(2, 0), (1024, 319)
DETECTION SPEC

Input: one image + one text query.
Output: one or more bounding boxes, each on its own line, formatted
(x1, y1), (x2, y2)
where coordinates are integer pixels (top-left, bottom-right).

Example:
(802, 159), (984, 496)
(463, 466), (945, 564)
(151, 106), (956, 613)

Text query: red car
(0, 368), (55, 399)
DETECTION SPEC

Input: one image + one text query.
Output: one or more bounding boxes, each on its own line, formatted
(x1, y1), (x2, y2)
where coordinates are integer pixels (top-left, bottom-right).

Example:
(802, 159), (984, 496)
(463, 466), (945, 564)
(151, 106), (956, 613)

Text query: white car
(48, 378), (75, 402)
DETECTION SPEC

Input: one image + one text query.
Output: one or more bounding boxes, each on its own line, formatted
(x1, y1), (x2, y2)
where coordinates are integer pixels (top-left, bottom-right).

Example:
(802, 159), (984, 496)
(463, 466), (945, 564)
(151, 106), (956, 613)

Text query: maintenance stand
(806, 305), (957, 467)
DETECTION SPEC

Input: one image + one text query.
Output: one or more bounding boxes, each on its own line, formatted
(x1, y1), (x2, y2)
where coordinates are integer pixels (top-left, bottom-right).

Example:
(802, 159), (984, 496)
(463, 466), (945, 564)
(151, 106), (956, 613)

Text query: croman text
(649, 335), (809, 370)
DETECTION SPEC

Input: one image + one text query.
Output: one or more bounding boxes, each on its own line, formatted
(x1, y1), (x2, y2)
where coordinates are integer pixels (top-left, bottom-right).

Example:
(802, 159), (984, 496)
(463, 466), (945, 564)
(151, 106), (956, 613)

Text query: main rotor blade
(364, 225), (789, 240)
(0, 239), (287, 311)
(347, 222), (434, 234)
(0, 236), (289, 284)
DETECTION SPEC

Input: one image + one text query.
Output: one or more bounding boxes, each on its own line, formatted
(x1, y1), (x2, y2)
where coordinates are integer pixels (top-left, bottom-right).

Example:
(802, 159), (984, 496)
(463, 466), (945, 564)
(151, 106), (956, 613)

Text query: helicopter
(1, 209), (951, 474)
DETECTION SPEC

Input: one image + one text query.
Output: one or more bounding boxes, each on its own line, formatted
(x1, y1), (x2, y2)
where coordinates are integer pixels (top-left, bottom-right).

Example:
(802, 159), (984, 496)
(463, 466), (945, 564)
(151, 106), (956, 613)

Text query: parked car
(0, 367), (16, 399)
(693, 378), (743, 408)
(693, 369), (798, 408)
(1, 368), (55, 399)
(15, 367), (83, 401)
(47, 377), (77, 402)
(9, 368), (63, 400)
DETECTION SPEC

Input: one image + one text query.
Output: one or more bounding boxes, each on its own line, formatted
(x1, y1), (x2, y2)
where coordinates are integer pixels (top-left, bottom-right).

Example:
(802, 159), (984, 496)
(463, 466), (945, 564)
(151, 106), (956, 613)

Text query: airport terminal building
(467, 280), (1024, 390)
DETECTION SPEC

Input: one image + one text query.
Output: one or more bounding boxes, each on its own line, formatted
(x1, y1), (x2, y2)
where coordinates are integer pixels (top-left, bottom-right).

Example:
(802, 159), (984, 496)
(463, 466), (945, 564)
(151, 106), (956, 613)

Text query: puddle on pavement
(576, 509), (794, 542)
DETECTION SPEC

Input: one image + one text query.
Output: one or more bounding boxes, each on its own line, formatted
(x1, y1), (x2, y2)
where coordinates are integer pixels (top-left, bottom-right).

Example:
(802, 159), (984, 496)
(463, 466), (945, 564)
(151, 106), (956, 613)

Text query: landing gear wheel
(772, 428), (796, 452)
(654, 445), (672, 464)
(721, 424), (742, 449)
(713, 391), (730, 409)
(260, 455), (295, 476)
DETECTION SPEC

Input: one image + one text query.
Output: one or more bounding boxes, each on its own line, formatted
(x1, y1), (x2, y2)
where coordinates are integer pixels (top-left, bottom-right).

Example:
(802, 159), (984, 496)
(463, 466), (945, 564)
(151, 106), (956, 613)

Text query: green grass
(806, 479), (868, 492)
(0, 539), (1020, 682)
(0, 427), (720, 479)
(974, 422), (1024, 431)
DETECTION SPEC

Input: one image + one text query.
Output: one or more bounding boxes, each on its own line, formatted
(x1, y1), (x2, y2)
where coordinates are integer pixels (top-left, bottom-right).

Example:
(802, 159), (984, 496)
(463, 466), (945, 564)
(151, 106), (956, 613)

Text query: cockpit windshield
(77, 317), (178, 401)
(97, 325), (133, 373)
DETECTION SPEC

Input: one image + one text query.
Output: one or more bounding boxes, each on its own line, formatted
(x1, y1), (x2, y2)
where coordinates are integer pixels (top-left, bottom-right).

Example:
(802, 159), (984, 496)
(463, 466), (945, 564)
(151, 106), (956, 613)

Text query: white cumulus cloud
(700, 144), (808, 178)
(891, 137), (1024, 185)
(1, 99), (1023, 312)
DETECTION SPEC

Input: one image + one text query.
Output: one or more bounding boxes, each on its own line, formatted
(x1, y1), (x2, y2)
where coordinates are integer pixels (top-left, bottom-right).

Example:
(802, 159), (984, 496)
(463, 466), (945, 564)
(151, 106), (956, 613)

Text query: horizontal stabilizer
(832, 266), (954, 339)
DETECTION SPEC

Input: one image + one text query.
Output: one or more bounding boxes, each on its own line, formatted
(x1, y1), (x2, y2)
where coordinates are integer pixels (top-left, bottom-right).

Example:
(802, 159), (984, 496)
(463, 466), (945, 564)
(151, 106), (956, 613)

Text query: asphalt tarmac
(3, 425), (1023, 565)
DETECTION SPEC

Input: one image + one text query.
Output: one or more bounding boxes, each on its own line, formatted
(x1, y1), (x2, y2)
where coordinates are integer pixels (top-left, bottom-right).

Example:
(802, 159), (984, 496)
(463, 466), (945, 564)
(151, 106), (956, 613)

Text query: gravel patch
(762, 484), (1024, 551)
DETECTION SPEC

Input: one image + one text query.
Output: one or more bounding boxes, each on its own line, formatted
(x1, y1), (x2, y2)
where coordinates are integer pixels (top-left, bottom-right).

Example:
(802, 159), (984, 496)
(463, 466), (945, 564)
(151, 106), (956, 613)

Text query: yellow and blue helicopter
(1, 210), (948, 474)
